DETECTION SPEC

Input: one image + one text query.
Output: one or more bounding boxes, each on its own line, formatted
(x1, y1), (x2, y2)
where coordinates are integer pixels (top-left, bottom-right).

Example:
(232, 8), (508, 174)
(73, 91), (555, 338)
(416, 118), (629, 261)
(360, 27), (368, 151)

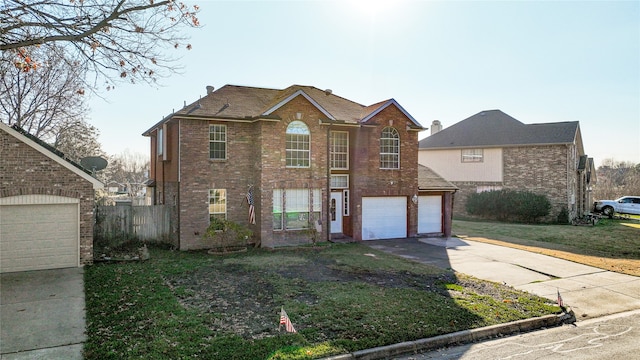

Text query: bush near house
(466, 190), (551, 223)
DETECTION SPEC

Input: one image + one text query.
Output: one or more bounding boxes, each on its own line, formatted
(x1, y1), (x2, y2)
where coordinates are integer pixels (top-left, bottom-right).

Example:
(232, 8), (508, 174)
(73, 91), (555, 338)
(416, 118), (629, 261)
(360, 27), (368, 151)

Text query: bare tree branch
(1, 0), (200, 88)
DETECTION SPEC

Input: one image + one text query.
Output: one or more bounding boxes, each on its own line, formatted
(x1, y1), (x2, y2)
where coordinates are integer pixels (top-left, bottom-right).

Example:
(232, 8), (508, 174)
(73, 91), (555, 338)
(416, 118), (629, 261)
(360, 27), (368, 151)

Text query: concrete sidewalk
(0, 267), (86, 359)
(367, 237), (640, 320)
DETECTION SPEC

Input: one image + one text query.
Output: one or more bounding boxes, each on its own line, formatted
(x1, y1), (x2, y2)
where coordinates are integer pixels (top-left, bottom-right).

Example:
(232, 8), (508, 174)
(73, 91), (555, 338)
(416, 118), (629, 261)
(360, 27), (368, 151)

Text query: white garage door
(0, 196), (79, 273)
(362, 197), (407, 240)
(418, 195), (442, 234)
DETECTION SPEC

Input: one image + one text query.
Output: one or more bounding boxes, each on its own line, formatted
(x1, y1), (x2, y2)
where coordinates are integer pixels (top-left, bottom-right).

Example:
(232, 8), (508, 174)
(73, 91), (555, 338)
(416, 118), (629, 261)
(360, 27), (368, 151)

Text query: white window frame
(330, 174), (349, 189)
(209, 189), (227, 222)
(286, 121), (310, 168)
(209, 124), (227, 160)
(462, 148), (483, 163)
(380, 127), (400, 169)
(272, 188), (322, 230)
(157, 127), (164, 156)
(330, 130), (349, 170)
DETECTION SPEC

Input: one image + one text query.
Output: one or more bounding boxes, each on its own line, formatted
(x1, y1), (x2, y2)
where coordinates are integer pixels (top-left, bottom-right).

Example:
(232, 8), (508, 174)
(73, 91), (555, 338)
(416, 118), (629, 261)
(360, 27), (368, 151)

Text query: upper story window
(157, 127), (164, 156)
(330, 131), (349, 169)
(209, 124), (227, 160)
(380, 127), (400, 169)
(461, 149), (483, 163)
(286, 121), (310, 168)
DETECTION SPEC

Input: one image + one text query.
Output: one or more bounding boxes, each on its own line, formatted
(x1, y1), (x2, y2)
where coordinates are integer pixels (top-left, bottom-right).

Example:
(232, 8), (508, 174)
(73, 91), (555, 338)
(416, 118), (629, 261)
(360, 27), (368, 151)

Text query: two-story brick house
(419, 110), (596, 222)
(143, 84), (434, 249)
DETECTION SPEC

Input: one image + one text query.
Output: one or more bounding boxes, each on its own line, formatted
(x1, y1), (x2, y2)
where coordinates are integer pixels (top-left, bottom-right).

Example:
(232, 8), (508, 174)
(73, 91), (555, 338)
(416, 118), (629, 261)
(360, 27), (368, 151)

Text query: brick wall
(450, 145), (577, 222)
(0, 130), (96, 265)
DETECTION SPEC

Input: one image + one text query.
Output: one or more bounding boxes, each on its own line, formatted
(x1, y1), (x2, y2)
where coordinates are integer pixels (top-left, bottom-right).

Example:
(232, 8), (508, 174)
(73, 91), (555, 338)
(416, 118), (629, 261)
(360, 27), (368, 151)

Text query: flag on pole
(557, 289), (564, 308)
(246, 186), (256, 225)
(279, 307), (296, 333)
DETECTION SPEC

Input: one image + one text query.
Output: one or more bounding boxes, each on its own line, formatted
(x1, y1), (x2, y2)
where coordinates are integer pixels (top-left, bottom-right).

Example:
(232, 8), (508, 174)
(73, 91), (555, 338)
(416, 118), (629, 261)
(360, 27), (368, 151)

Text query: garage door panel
(418, 196), (442, 233)
(1, 203), (78, 273)
(362, 197), (407, 240)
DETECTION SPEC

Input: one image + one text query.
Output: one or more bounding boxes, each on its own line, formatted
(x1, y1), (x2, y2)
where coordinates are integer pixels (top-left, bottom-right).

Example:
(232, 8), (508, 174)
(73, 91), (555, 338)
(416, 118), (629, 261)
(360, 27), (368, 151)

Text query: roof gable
(361, 99), (422, 128)
(262, 89), (336, 120)
(0, 122), (103, 189)
(419, 110), (579, 149)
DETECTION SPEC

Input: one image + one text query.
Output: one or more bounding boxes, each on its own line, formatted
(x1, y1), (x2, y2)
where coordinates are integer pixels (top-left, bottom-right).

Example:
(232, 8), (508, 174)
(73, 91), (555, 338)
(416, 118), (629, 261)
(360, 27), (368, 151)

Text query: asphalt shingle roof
(418, 164), (458, 191)
(419, 110), (579, 149)
(144, 84), (423, 135)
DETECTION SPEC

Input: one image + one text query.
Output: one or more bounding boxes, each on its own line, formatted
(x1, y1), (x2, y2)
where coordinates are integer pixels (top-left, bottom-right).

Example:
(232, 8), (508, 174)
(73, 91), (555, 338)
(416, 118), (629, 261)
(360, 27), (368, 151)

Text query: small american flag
(279, 307), (296, 333)
(557, 289), (564, 308)
(246, 186), (256, 225)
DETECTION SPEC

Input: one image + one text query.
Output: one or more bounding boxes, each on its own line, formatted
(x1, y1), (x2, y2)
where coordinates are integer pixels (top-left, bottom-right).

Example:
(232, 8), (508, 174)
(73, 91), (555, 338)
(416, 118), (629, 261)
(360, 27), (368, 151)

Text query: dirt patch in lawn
(464, 237), (640, 277)
(163, 253), (513, 340)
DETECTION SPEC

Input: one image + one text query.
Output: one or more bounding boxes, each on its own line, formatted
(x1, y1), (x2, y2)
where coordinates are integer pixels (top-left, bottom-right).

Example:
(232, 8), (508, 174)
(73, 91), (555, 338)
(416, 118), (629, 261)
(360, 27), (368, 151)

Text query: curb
(322, 310), (575, 360)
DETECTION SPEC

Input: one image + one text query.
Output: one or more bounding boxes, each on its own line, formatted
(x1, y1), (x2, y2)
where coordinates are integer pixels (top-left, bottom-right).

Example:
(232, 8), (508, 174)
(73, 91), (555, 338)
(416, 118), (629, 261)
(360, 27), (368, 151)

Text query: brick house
(418, 110), (596, 222)
(0, 122), (103, 273)
(142, 84), (454, 249)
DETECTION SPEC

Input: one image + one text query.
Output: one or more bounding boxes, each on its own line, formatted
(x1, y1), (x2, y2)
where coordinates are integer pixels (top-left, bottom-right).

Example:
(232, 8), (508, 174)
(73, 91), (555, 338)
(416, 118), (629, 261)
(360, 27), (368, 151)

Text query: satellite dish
(81, 156), (108, 173)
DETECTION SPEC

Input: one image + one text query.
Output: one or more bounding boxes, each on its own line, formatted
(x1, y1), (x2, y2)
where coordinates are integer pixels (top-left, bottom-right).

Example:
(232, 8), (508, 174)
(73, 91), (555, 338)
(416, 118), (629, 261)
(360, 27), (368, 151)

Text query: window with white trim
(330, 131), (349, 169)
(209, 189), (227, 222)
(286, 121), (310, 168)
(462, 149), (483, 163)
(380, 127), (400, 169)
(157, 127), (164, 156)
(343, 189), (350, 216)
(330, 174), (349, 189)
(209, 124), (227, 160)
(273, 188), (322, 230)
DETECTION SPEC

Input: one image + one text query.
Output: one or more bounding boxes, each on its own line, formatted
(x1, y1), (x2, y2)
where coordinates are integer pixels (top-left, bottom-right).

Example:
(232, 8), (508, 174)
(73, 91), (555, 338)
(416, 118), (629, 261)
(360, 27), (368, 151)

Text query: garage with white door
(1, 122), (103, 273)
(362, 197), (407, 240)
(0, 195), (80, 273)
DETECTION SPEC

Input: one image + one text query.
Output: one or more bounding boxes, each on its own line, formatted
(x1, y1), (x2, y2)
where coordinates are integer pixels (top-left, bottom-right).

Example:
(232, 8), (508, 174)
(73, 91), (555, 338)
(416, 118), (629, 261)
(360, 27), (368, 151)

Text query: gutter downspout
(326, 121), (332, 241)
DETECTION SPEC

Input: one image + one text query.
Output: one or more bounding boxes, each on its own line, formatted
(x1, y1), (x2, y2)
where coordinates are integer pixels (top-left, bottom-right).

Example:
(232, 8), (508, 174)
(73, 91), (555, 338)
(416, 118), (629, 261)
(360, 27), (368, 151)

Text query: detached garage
(0, 123), (103, 273)
(417, 165), (457, 237)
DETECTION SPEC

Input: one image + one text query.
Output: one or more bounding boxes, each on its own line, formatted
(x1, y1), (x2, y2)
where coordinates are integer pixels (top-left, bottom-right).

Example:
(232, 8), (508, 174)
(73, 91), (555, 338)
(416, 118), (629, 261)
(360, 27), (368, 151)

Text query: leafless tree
(104, 150), (150, 198)
(0, 45), (87, 140)
(53, 119), (105, 163)
(595, 159), (640, 200)
(1, 0), (200, 88)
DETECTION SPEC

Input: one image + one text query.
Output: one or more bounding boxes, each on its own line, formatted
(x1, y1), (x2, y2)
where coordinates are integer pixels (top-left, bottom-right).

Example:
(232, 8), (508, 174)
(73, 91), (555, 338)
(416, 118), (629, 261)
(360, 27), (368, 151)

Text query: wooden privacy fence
(95, 205), (175, 246)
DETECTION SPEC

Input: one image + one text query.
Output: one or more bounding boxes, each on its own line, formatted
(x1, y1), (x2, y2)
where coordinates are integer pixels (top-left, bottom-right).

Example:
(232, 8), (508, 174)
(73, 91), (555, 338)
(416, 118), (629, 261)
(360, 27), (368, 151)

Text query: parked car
(593, 196), (640, 218)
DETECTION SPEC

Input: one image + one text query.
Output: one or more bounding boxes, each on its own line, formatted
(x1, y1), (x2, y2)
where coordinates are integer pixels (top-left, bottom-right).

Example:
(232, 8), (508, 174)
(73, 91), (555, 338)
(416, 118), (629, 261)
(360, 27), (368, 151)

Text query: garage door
(418, 195), (442, 234)
(362, 197), (407, 240)
(0, 196), (79, 273)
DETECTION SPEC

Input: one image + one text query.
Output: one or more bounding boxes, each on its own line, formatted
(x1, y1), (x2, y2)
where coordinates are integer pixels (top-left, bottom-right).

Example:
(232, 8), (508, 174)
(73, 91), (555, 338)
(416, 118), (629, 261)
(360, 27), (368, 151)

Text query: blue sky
(88, 0), (640, 166)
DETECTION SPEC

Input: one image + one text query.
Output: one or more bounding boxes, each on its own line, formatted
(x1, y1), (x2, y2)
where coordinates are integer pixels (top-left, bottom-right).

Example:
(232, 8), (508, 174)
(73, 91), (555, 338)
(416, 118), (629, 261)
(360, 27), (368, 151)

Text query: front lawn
(453, 218), (640, 276)
(84, 243), (560, 360)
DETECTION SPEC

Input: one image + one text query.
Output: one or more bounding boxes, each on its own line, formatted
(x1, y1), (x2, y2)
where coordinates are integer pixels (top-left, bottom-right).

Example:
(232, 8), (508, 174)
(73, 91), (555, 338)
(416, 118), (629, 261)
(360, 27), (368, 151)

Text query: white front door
(330, 192), (343, 234)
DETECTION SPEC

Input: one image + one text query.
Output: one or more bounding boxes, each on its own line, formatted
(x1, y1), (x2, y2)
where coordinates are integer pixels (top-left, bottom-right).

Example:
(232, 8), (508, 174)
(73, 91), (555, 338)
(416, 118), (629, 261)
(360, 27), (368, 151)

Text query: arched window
(286, 121), (310, 168)
(380, 127), (399, 169)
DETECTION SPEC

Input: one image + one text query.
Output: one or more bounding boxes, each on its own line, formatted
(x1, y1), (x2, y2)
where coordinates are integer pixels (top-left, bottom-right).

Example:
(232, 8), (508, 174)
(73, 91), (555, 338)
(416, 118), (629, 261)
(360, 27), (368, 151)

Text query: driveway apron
(1, 267), (85, 359)
(366, 237), (640, 320)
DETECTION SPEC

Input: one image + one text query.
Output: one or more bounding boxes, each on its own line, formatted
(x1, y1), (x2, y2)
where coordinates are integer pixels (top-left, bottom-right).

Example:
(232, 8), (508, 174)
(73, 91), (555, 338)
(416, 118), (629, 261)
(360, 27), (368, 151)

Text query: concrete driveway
(366, 237), (640, 320)
(0, 267), (86, 359)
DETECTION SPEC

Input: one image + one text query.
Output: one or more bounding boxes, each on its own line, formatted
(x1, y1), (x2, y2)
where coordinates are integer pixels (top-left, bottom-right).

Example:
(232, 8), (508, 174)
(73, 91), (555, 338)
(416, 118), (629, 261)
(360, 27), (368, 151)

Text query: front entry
(330, 191), (343, 234)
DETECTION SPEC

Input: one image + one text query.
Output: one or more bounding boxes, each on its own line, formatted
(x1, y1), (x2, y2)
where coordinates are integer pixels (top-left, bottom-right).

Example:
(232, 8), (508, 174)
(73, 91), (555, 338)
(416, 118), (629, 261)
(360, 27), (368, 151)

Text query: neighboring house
(0, 122), (103, 273)
(418, 110), (596, 222)
(143, 84), (454, 249)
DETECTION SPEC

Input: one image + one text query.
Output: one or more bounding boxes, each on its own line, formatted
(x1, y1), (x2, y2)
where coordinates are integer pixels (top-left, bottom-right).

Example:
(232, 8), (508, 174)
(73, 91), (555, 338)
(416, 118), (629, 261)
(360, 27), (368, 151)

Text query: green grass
(84, 243), (559, 360)
(453, 217), (640, 260)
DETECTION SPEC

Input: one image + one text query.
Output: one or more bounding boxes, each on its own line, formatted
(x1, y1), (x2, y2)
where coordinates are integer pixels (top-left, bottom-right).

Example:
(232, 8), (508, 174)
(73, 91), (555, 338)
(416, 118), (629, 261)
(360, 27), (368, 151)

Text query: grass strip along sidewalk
(84, 243), (560, 360)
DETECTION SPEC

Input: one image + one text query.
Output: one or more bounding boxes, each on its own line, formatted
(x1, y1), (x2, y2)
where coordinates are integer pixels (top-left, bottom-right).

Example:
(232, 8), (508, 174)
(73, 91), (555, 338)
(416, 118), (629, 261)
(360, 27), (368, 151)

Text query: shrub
(466, 190), (551, 223)
(203, 219), (253, 252)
